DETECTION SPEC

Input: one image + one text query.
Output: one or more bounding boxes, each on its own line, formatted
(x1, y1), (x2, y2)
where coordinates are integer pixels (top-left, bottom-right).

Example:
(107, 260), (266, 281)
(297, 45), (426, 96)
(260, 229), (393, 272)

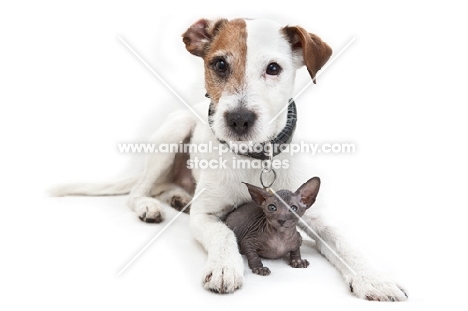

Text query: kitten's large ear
(243, 183), (271, 206)
(182, 18), (227, 57)
(294, 177), (321, 208)
(282, 26), (332, 83)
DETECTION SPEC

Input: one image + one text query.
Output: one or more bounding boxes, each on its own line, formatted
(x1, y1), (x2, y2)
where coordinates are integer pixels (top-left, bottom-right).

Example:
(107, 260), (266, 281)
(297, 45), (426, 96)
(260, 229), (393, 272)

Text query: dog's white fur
(52, 18), (407, 301)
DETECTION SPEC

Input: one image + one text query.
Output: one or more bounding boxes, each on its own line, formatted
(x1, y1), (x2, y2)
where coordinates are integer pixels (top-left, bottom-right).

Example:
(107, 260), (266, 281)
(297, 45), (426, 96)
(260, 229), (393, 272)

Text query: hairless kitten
(225, 177), (321, 275)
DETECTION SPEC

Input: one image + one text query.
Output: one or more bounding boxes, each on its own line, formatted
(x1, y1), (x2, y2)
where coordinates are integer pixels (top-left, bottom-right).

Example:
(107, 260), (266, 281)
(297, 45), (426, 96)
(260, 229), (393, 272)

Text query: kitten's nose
(278, 220), (286, 226)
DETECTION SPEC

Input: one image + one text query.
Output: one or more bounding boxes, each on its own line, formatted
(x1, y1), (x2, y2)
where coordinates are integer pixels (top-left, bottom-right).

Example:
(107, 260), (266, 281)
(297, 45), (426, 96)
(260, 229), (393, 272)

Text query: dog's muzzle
(207, 97), (297, 160)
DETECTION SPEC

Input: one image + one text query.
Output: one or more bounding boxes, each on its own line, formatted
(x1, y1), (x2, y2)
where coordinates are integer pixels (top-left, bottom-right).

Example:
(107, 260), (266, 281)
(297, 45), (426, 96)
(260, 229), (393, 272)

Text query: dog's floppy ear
(282, 26), (332, 83)
(243, 182), (272, 206)
(182, 18), (227, 58)
(294, 177), (321, 208)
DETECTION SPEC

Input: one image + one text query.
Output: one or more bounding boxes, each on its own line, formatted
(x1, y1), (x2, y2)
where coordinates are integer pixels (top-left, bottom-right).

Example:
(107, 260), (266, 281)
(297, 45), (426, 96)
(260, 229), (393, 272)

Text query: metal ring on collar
(260, 169), (276, 189)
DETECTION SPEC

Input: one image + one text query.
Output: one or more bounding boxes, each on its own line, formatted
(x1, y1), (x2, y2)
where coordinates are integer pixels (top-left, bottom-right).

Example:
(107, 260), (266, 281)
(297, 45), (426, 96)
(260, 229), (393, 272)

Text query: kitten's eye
(213, 58), (228, 76)
(266, 62), (281, 75)
(290, 205), (298, 212)
(267, 204), (277, 212)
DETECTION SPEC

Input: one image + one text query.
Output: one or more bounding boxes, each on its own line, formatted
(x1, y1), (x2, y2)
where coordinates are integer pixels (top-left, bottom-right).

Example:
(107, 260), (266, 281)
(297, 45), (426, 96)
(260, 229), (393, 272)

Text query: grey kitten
(225, 177), (321, 275)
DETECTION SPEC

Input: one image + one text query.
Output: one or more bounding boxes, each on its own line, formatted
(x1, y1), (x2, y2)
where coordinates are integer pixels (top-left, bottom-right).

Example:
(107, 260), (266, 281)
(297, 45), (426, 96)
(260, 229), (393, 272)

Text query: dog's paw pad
(136, 198), (164, 223)
(347, 274), (408, 301)
(204, 272), (212, 283)
(290, 259), (310, 268)
(252, 267), (271, 276)
(139, 213), (163, 223)
(203, 260), (244, 294)
(170, 195), (191, 213)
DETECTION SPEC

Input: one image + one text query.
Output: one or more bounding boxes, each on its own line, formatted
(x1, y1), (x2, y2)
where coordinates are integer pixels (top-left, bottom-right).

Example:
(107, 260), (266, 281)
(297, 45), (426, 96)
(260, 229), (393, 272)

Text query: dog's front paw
(252, 267), (271, 276)
(290, 259), (310, 268)
(135, 197), (164, 223)
(170, 195), (191, 214)
(347, 273), (408, 301)
(203, 257), (244, 294)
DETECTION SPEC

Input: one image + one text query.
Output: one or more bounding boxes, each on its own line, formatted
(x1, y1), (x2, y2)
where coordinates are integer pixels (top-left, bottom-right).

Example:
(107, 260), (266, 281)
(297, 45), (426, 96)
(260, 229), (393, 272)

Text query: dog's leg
(190, 187), (245, 293)
(299, 211), (408, 301)
(191, 212), (245, 293)
(127, 111), (196, 223)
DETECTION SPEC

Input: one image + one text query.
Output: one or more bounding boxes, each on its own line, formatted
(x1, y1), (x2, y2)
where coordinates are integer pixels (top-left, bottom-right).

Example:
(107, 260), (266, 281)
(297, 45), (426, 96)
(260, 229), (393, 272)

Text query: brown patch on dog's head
(182, 18), (247, 104)
(182, 19), (228, 57)
(282, 26), (332, 83)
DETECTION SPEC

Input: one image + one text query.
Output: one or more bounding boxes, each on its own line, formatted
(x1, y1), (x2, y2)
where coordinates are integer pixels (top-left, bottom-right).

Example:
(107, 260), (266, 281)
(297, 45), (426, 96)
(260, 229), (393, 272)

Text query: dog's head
(182, 18), (332, 143)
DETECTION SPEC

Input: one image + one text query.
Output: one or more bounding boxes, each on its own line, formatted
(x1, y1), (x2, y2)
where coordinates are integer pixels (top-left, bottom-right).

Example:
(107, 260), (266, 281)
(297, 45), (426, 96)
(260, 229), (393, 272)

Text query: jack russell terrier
(52, 18), (407, 301)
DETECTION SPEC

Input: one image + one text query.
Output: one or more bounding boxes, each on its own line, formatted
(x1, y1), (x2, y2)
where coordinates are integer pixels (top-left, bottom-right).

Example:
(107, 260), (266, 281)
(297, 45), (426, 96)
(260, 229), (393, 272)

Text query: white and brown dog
(53, 18), (407, 301)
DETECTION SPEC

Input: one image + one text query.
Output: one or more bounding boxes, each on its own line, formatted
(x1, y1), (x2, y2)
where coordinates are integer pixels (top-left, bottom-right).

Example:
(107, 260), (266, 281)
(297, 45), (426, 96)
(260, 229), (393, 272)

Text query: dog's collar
(207, 95), (297, 160)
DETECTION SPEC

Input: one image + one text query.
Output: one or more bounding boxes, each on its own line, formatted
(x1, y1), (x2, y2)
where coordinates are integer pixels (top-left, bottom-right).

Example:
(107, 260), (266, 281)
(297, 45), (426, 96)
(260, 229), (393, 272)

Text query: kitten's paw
(290, 259), (310, 268)
(346, 273), (408, 301)
(252, 267), (271, 276)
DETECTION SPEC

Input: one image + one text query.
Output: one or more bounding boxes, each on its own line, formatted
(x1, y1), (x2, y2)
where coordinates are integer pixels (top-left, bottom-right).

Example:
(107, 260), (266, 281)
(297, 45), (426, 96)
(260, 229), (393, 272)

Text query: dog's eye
(266, 62), (281, 75)
(267, 204), (277, 212)
(290, 205), (298, 212)
(213, 59), (228, 76)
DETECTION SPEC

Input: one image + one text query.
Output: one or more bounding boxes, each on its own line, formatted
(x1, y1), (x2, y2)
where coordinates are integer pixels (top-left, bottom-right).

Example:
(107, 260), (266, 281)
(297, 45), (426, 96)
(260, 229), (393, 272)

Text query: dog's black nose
(225, 109), (256, 136)
(278, 220), (286, 226)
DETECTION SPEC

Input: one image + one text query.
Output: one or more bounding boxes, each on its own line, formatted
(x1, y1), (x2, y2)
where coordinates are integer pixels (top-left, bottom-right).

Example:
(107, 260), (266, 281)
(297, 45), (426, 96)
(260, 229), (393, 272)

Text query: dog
(52, 18), (407, 301)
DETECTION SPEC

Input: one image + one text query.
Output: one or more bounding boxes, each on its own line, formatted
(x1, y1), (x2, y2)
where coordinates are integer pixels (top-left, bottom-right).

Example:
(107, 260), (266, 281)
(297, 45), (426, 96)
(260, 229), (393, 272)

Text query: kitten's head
(243, 177), (321, 230)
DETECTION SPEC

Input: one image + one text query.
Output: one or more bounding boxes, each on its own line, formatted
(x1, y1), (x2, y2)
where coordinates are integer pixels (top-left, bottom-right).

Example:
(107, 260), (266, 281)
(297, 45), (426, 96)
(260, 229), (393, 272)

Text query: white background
(1, 1), (467, 310)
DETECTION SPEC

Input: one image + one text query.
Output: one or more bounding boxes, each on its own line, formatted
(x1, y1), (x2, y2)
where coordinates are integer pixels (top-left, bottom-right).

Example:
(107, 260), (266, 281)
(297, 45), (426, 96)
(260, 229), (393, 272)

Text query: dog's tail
(49, 175), (139, 197)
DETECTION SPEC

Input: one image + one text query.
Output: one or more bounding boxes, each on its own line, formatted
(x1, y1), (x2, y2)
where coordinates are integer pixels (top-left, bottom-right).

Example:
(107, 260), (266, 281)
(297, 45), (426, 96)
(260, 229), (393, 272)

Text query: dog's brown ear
(282, 26), (332, 83)
(182, 18), (227, 58)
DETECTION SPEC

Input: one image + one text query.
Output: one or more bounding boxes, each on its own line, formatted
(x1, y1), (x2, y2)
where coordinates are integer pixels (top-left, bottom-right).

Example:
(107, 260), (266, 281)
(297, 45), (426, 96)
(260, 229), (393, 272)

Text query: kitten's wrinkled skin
(225, 177), (320, 275)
